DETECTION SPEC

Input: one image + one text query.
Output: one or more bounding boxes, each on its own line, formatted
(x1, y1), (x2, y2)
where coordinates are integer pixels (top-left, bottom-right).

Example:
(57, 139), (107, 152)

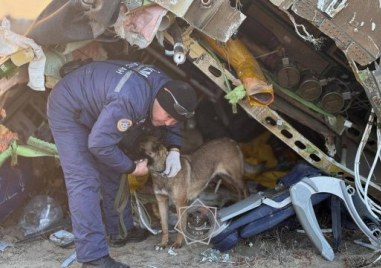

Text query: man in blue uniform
(47, 60), (197, 268)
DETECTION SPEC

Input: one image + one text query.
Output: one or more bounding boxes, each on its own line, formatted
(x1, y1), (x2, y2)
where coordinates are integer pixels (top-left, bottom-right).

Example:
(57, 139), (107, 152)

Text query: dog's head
(139, 136), (168, 173)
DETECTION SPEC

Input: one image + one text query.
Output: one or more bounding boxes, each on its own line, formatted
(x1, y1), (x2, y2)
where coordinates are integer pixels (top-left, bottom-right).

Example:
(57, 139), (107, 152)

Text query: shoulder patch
(117, 119), (132, 132)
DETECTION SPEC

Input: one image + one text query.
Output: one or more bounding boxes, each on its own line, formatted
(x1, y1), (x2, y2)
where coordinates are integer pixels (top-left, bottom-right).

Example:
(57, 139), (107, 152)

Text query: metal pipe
(167, 22), (186, 65)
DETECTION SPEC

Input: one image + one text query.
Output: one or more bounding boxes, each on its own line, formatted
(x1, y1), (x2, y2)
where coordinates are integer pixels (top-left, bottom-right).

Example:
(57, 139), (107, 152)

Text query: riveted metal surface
(292, 0), (325, 25)
(289, 0), (381, 66)
(346, 43), (374, 67)
(318, 20), (352, 49)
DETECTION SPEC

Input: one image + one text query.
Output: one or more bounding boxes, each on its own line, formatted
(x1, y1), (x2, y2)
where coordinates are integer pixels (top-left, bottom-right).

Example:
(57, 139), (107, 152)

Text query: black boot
(81, 255), (130, 268)
(109, 227), (149, 247)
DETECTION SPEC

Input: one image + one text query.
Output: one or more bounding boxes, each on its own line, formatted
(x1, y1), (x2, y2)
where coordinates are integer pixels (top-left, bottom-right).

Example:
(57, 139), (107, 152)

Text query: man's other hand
(162, 149), (181, 177)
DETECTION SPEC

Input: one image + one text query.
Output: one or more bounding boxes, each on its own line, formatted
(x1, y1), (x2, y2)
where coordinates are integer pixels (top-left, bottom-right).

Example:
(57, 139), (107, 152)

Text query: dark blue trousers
(47, 91), (134, 262)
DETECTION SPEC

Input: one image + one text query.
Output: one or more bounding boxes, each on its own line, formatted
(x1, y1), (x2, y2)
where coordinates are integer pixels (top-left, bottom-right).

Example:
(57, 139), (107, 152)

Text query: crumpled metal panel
(151, 0), (246, 42)
(291, 0), (381, 66)
(183, 0), (246, 42)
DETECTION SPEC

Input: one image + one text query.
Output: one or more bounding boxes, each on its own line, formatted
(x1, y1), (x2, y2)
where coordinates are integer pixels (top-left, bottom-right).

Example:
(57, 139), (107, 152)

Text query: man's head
(151, 80), (197, 126)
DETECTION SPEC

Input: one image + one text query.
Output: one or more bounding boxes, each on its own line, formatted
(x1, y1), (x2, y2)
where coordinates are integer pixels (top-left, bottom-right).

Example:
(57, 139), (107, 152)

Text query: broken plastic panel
(49, 230), (74, 247)
(290, 176), (381, 261)
(18, 195), (63, 236)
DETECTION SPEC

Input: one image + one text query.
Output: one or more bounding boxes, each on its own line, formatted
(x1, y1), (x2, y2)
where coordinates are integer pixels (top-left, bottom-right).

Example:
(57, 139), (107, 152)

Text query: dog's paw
(171, 242), (182, 249)
(154, 244), (167, 251)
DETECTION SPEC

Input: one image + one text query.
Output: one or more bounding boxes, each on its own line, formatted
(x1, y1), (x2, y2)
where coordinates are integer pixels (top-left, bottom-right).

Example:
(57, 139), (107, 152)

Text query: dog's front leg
(155, 194), (169, 250)
(172, 195), (188, 249)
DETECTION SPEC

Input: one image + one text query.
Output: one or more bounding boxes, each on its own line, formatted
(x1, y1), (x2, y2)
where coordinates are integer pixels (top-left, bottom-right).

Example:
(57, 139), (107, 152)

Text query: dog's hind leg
(236, 182), (248, 200)
(219, 173), (247, 200)
(156, 194), (170, 250)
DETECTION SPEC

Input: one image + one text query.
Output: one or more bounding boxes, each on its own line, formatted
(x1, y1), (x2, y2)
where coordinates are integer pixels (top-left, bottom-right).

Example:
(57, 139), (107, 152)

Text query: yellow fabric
(240, 132), (285, 188)
(201, 34), (274, 106)
(240, 132), (277, 167)
(249, 170), (287, 189)
(127, 174), (149, 192)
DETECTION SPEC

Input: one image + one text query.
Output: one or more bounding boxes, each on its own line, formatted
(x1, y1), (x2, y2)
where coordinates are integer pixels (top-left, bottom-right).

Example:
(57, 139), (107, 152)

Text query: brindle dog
(139, 136), (247, 249)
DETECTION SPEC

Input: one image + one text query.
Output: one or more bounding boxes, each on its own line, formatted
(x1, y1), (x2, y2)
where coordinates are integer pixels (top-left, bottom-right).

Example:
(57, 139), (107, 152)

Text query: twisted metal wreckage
(0, 0), (381, 264)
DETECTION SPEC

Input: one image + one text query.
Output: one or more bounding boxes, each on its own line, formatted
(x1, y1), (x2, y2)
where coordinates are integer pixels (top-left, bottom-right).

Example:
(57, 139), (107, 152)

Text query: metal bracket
(290, 176), (381, 261)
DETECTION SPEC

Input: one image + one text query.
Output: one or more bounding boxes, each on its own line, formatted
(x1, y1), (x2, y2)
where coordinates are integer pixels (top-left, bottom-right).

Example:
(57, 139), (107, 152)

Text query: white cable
(354, 111), (372, 201)
(373, 252), (381, 265)
(353, 110), (381, 220)
(284, 10), (324, 49)
(368, 119), (381, 214)
(371, 127), (381, 213)
(353, 112), (373, 201)
(132, 192), (160, 235)
(364, 144), (381, 217)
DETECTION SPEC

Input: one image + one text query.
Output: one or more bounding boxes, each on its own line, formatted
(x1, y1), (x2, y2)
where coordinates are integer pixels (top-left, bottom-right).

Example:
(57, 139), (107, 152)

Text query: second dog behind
(139, 136), (247, 249)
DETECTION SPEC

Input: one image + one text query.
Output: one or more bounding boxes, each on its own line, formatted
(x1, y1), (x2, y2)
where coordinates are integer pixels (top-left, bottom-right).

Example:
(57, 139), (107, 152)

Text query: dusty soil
(0, 218), (378, 268)
(0, 165), (379, 268)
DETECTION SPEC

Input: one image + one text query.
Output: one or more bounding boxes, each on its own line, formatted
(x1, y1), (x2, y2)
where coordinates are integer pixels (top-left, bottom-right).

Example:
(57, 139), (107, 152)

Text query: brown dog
(139, 136), (247, 249)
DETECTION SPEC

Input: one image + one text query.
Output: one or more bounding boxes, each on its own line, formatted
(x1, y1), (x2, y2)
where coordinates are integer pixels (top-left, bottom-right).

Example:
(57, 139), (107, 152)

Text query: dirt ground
(0, 217), (379, 268)
(0, 164), (379, 268)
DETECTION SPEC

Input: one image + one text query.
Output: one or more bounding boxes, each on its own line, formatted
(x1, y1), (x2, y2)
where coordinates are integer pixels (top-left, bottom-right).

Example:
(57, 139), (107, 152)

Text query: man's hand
(162, 149), (181, 177)
(131, 159), (148, 176)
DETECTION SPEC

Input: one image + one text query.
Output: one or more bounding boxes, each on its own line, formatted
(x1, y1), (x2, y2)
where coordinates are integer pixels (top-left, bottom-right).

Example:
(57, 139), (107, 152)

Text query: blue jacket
(52, 60), (181, 173)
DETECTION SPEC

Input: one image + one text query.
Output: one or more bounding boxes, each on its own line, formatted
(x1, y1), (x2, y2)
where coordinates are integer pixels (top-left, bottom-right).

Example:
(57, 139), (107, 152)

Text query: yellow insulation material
(201, 34), (274, 106)
(240, 132), (286, 188)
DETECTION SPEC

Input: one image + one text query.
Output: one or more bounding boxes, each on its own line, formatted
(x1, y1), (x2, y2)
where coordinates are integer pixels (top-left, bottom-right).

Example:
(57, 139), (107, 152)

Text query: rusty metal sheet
(291, 0), (381, 66)
(183, 0), (246, 42)
(152, 0), (246, 42)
